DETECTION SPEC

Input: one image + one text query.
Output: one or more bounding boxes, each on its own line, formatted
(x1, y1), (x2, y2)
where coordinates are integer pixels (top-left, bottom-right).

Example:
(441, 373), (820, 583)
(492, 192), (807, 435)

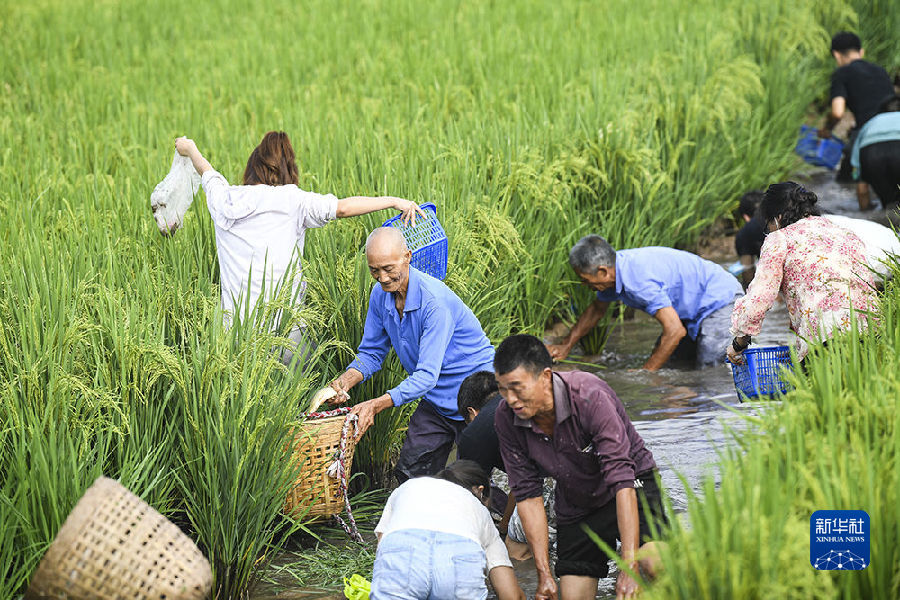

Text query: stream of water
(253, 167), (866, 599)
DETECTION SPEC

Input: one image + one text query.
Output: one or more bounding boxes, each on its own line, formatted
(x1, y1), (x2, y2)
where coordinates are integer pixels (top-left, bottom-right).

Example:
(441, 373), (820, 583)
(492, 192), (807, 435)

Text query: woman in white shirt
(174, 132), (423, 363)
(373, 460), (525, 600)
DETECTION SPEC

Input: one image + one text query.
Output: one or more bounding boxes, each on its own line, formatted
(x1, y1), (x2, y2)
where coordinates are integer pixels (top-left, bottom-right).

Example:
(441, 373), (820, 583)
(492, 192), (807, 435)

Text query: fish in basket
(284, 386), (360, 521)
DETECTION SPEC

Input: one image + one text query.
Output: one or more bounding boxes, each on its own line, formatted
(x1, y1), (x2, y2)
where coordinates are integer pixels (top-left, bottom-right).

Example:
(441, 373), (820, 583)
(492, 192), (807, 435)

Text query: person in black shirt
(457, 371), (543, 560)
(457, 372), (514, 534)
(733, 191), (765, 288)
(457, 371), (506, 479)
(820, 32), (895, 210)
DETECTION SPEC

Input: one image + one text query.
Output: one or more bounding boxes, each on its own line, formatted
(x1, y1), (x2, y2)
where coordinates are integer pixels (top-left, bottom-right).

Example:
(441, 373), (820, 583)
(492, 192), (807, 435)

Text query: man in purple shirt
(494, 334), (666, 600)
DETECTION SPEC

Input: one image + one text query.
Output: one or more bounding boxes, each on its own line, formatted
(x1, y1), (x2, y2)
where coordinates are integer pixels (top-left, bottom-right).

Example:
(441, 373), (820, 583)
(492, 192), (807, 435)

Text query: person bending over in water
(328, 227), (495, 482)
(175, 132), (423, 366)
(547, 236), (743, 370)
(728, 182), (878, 365)
(372, 460), (525, 600)
(819, 31), (894, 210)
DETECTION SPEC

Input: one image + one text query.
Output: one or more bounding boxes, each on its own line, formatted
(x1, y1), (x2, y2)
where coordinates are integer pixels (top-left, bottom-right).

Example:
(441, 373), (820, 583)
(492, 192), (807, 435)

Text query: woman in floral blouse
(727, 182), (878, 364)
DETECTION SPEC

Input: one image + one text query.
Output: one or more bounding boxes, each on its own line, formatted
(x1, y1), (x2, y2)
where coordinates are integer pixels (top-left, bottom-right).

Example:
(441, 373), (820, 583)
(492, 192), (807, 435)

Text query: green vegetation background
(0, 0), (896, 597)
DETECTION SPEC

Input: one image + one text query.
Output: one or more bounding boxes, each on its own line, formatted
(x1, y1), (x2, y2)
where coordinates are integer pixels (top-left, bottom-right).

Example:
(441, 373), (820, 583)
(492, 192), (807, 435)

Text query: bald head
(366, 227), (411, 294)
(366, 226), (409, 255)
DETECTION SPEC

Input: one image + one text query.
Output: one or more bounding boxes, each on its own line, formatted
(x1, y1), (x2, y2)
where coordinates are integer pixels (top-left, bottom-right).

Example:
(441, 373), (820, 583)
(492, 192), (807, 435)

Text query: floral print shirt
(731, 216), (877, 358)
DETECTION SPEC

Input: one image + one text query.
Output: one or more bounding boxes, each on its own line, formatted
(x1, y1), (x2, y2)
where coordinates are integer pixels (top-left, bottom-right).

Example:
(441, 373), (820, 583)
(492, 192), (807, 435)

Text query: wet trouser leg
(695, 295), (742, 367)
(860, 140), (900, 209)
(394, 400), (466, 484)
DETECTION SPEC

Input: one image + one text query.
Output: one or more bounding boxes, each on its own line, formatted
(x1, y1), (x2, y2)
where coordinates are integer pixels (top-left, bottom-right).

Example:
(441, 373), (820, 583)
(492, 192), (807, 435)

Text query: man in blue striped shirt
(330, 227), (495, 482)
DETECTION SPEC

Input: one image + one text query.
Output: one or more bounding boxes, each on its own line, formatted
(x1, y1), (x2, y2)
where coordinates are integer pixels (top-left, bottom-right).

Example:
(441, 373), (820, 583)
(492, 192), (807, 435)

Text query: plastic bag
(150, 152), (200, 236)
(343, 574), (371, 600)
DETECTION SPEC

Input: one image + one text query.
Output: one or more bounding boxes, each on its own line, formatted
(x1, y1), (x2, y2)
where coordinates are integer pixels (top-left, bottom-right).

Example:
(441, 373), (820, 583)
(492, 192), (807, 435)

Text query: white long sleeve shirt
(375, 477), (513, 571)
(200, 170), (338, 323)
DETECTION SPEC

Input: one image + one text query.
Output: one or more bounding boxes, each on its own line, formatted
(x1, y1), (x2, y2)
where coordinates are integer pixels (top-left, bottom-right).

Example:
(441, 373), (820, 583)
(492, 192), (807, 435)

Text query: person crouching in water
(372, 460), (525, 600)
(728, 182), (879, 364)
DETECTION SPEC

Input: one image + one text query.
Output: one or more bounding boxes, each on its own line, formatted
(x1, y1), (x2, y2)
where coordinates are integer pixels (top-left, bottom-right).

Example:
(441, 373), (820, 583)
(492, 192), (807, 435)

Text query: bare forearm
(824, 97), (846, 130)
(644, 307), (686, 371)
(336, 368), (364, 391)
(615, 487), (640, 563)
(336, 196), (403, 217)
(187, 148), (213, 176)
(564, 300), (608, 347)
(517, 497), (552, 576)
(498, 493), (516, 534)
(642, 333), (682, 371)
(489, 566), (526, 600)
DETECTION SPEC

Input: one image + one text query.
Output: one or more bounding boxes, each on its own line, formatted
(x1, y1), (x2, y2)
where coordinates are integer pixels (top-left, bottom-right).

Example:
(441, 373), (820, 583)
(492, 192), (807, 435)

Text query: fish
(309, 385), (348, 412)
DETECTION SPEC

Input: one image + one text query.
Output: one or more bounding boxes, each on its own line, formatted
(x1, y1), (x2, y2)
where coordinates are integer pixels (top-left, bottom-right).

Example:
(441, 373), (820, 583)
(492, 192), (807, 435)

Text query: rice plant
(646, 296), (900, 598)
(0, 0), (893, 597)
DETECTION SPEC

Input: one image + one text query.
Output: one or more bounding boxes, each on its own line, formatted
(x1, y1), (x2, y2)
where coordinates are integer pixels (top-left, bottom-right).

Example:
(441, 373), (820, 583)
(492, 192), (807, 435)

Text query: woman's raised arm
(336, 196), (426, 226)
(175, 137), (214, 177)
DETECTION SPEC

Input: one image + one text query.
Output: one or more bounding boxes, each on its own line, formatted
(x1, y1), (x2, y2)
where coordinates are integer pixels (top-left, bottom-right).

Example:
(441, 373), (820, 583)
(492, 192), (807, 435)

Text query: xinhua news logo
(810, 510), (869, 570)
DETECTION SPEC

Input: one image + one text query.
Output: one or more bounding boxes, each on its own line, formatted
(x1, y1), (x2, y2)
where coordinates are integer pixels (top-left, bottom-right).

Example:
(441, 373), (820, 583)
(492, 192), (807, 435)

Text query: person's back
(599, 247), (742, 338)
(375, 476), (494, 541)
(457, 396), (504, 476)
(203, 178), (336, 318)
(831, 59), (894, 129)
(372, 462), (524, 600)
(747, 216), (876, 348)
(823, 214), (900, 280)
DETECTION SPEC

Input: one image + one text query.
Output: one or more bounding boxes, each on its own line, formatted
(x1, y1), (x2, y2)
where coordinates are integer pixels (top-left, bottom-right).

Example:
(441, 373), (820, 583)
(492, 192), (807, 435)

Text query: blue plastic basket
(794, 125), (844, 170)
(381, 202), (448, 280)
(730, 345), (793, 399)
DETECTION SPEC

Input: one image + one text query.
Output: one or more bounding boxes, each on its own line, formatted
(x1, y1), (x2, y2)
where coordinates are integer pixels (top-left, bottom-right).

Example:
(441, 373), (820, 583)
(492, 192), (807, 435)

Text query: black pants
(860, 140), (900, 209)
(555, 471), (669, 579)
(393, 400), (466, 484)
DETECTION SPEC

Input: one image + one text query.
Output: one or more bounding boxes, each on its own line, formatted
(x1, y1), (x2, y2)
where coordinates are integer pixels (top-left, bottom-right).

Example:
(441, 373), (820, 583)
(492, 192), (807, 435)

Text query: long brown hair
(242, 131), (299, 186)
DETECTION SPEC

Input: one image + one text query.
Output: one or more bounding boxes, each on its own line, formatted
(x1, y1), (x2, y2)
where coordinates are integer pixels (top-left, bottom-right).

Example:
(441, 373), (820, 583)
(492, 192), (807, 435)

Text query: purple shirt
(495, 371), (656, 525)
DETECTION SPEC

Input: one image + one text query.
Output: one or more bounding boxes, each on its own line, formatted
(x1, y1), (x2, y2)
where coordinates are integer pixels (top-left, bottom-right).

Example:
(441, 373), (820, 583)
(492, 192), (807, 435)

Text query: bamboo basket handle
(308, 386), (339, 413)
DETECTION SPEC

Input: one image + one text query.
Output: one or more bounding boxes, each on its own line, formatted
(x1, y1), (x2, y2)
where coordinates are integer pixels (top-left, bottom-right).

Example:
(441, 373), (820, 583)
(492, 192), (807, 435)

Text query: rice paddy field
(1, 0), (898, 598)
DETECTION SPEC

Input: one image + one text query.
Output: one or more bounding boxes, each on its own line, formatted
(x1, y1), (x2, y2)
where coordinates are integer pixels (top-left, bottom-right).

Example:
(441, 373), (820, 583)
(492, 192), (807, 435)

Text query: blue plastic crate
(794, 125), (844, 170)
(381, 202), (448, 280)
(730, 345), (793, 399)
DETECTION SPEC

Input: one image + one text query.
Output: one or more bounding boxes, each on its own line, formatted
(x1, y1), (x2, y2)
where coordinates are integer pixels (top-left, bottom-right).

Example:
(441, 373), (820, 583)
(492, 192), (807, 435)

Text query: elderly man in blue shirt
(329, 227), (495, 482)
(547, 234), (743, 370)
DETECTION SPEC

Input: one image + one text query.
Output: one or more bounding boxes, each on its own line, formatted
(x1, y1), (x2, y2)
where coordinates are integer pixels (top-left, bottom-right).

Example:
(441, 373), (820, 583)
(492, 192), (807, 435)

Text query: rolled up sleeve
(495, 406), (543, 502)
(298, 191), (338, 230)
(731, 232), (786, 337)
(386, 303), (453, 406)
(201, 170), (235, 229)
(347, 291), (391, 380)
(587, 390), (637, 493)
(479, 510), (513, 570)
(635, 283), (672, 317)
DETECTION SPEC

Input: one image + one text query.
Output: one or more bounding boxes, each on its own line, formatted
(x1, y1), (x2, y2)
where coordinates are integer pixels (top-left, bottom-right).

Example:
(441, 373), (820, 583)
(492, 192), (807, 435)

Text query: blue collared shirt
(348, 267), (495, 420)
(596, 247), (743, 340)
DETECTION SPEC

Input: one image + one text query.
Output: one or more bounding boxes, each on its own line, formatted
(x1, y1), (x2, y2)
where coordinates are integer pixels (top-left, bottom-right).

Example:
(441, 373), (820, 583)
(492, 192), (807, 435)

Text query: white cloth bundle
(150, 152), (201, 236)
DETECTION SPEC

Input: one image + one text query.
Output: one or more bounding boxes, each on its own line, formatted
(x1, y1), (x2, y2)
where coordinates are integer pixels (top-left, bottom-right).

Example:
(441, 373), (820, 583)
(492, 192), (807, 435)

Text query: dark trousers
(394, 400), (466, 484)
(860, 140), (900, 209)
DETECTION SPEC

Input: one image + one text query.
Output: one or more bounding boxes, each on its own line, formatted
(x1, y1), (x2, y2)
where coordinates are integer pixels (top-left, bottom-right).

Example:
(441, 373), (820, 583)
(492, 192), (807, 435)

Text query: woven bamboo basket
(284, 391), (358, 519)
(26, 477), (211, 600)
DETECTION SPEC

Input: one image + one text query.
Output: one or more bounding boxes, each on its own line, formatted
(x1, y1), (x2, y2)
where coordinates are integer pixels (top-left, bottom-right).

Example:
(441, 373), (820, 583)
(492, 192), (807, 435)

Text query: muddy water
(253, 167), (861, 599)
